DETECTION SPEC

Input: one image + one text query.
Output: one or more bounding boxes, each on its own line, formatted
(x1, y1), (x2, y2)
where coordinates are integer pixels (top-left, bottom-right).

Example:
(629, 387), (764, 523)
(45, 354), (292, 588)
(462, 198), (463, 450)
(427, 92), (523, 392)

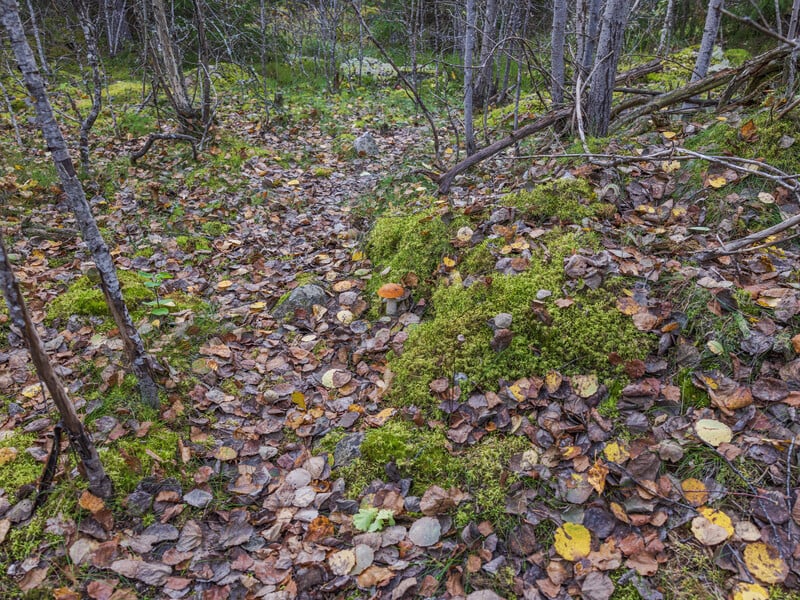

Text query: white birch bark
(690, 0), (725, 83)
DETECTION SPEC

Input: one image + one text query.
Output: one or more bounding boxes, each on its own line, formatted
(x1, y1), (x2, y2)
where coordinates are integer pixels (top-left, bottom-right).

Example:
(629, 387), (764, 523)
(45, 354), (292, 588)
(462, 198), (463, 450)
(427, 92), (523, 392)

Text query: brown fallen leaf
(356, 565), (394, 588)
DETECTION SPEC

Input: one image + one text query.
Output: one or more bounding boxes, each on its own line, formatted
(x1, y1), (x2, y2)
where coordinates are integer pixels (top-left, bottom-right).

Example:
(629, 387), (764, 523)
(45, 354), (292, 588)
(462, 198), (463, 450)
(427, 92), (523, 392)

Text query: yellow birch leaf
(553, 523), (592, 561)
(680, 478), (709, 507)
(603, 441), (630, 464)
(291, 391), (306, 411)
(691, 507), (733, 545)
(731, 582), (769, 600)
(744, 543), (789, 584)
(707, 176), (727, 189)
(587, 461), (609, 494)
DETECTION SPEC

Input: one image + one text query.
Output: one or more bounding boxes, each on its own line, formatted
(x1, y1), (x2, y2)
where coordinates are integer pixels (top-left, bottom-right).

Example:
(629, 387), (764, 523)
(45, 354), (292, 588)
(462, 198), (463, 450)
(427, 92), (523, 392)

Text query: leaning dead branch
(131, 132), (199, 163)
(436, 45), (791, 194)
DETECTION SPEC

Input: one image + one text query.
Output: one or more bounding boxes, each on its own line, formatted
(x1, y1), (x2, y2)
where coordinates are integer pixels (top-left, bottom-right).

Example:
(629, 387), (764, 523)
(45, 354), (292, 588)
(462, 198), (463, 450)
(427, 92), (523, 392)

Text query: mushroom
(377, 283), (405, 316)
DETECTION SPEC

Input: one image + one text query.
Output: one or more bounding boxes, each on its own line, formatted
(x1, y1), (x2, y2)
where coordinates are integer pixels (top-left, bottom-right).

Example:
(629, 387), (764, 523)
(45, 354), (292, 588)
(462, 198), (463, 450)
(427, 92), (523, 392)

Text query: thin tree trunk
(0, 237), (112, 498)
(691, 0), (725, 82)
(104, 0), (130, 56)
(72, 0), (103, 173)
(464, 0), (477, 156)
(474, 0), (498, 107)
(581, 0), (603, 75)
(0, 77), (22, 146)
(786, 0), (800, 93)
(147, 0), (200, 131)
(551, 0), (568, 104)
(193, 0), (212, 127)
(587, 0), (632, 135)
(24, 0), (48, 76)
(657, 0), (677, 55)
(1, 0), (161, 408)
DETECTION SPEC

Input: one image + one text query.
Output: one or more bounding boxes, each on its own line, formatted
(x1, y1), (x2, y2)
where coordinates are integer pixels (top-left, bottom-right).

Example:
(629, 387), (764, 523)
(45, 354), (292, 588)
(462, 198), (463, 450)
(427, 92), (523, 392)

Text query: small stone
(6, 499), (33, 523)
(184, 489), (213, 508)
(536, 289), (552, 300)
(354, 132), (379, 157)
(272, 285), (327, 320)
(408, 517), (441, 547)
(334, 433), (364, 467)
(493, 313), (513, 329)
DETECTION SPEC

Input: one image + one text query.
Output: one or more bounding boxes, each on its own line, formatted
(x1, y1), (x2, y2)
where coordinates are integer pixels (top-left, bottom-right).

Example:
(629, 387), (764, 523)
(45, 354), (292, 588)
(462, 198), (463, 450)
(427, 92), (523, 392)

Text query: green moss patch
(47, 270), (154, 322)
(326, 419), (532, 529)
(505, 178), (610, 222)
(388, 231), (652, 411)
(685, 111), (800, 175)
(0, 432), (41, 503)
(366, 206), (464, 295)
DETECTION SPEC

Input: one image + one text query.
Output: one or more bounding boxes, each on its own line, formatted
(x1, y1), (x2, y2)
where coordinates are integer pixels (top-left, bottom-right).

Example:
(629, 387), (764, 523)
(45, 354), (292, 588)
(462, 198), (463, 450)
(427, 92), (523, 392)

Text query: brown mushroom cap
(377, 283), (405, 299)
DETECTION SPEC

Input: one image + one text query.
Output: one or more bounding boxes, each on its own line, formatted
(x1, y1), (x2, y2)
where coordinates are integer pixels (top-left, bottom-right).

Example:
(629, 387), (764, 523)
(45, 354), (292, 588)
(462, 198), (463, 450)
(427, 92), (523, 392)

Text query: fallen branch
(437, 107), (573, 194)
(436, 62), (662, 194)
(131, 132), (198, 163)
(615, 44), (791, 127)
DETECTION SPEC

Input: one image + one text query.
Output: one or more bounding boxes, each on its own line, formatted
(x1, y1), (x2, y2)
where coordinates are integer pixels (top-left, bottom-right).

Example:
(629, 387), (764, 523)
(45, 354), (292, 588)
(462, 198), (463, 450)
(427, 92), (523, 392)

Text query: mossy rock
(387, 230), (652, 411)
(505, 178), (605, 222)
(47, 269), (154, 322)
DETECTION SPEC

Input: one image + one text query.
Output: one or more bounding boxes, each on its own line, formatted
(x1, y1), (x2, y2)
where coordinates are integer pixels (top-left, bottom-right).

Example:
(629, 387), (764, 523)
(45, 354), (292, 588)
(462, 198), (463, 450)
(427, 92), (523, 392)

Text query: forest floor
(1, 64), (800, 600)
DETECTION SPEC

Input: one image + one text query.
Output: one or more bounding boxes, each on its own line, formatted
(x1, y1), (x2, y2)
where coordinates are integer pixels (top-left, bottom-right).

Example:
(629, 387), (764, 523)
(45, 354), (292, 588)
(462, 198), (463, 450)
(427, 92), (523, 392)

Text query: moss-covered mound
(387, 230), (652, 410)
(505, 178), (612, 222)
(47, 270), (154, 322)
(322, 419), (532, 528)
(366, 206), (466, 295)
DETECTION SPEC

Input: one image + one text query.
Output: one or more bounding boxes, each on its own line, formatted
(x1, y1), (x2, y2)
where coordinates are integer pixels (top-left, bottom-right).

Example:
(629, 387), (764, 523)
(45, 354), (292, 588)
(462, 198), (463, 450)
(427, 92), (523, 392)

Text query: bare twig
(721, 9), (800, 47)
(131, 132), (199, 163)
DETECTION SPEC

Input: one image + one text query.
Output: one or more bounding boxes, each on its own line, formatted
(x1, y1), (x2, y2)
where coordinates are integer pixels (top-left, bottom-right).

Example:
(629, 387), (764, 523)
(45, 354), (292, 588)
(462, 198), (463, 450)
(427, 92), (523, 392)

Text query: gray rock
(6, 499), (33, 523)
(184, 489), (214, 508)
(489, 207), (512, 224)
(272, 284), (327, 320)
(493, 313), (513, 329)
(354, 132), (379, 157)
(333, 432), (365, 467)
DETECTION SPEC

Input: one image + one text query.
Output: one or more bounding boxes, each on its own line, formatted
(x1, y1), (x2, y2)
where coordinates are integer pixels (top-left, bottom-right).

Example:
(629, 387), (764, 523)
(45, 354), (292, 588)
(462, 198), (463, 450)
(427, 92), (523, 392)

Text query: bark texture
(690, 0), (725, 83)
(551, 0), (568, 104)
(1, 0), (160, 407)
(464, 0), (477, 155)
(0, 237), (112, 498)
(72, 0), (103, 172)
(587, 0), (632, 135)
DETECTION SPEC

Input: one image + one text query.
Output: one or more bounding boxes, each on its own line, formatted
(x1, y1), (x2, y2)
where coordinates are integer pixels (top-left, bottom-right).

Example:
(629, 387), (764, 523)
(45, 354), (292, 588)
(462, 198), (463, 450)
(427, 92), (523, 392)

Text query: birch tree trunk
(657, 0), (676, 55)
(24, 0), (48, 76)
(146, 0), (200, 131)
(474, 0), (498, 108)
(785, 0), (800, 93)
(104, 0), (130, 56)
(690, 0), (725, 83)
(464, 0), (478, 156)
(551, 0), (568, 104)
(587, 0), (632, 135)
(581, 0), (603, 75)
(1, 0), (161, 408)
(71, 0), (103, 173)
(0, 237), (112, 498)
